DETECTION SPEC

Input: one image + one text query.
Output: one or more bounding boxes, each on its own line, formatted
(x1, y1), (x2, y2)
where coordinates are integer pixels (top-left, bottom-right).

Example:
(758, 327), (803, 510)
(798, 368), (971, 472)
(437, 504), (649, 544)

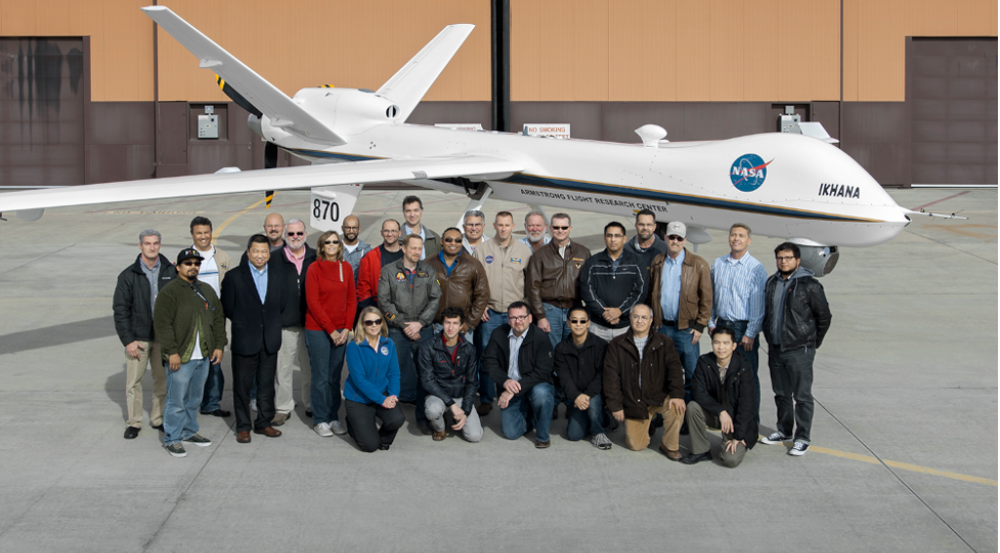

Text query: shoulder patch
(485, 255), (494, 264)
(395, 272), (406, 281)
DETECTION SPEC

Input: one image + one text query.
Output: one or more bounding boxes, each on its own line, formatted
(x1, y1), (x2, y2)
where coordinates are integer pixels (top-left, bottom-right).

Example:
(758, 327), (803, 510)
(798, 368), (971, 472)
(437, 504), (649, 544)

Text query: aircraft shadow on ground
(0, 315), (116, 355)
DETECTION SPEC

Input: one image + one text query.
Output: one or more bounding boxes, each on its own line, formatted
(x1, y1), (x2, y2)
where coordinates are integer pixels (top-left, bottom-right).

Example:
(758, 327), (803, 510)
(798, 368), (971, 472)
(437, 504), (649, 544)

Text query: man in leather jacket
(417, 307), (482, 442)
(758, 242), (832, 457)
(426, 227), (489, 342)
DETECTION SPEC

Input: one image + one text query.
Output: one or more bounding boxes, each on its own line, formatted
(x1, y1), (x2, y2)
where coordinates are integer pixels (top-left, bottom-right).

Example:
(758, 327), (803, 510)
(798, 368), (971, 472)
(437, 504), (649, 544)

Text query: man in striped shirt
(709, 223), (768, 419)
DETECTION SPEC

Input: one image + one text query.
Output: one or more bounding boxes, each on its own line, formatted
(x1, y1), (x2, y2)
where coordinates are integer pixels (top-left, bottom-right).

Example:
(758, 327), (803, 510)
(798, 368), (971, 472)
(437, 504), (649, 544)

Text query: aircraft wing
(143, 6), (346, 146)
(0, 155), (521, 213)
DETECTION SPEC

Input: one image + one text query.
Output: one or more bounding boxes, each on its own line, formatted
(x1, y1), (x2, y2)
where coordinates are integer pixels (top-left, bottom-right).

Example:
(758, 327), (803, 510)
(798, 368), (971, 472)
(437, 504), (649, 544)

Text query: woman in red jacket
(305, 230), (357, 438)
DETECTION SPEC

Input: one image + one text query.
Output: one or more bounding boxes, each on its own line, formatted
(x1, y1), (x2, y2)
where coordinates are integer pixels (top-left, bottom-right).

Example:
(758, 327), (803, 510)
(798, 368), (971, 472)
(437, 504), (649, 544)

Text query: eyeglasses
(509, 315), (529, 322)
(464, 222), (483, 227)
(776, 256), (796, 262)
(667, 235), (685, 242)
(287, 231), (305, 237)
(342, 226), (359, 231)
(551, 226), (569, 231)
(605, 234), (624, 239)
(324, 240), (340, 245)
(363, 319), (383, 326)
(569, 319), (588, 324)
(442, 237), (461, 243)
(180, 260), (201, 267)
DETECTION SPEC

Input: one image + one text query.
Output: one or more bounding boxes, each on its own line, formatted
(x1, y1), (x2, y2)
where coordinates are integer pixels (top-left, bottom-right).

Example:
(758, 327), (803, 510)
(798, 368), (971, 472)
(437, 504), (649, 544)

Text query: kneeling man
(418, 307), (483, 442)
(482, 301), (556, 448)
(681, 326), (758, 467)
(604, 304), (686, 460)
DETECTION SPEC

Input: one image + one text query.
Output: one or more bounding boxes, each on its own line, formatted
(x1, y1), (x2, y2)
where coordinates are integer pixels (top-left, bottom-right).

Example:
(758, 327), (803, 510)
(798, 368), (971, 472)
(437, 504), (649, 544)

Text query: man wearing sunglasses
(427, 227), (489, 343)
(153, 248), (227, 457)
(649, 222), (713, 403)
(270, 218), (317, 424)
(189, 217), (232, 420)
(525, 213), (590, 349)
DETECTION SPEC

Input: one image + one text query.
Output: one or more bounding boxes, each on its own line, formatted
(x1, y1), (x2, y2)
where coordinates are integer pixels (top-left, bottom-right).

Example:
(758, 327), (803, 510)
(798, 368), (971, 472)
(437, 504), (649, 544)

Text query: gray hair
(138, 229), (161, 243)
(464, 210), (485, 223)
(524, 210), (547, 225)
(285, 218), (305, 229)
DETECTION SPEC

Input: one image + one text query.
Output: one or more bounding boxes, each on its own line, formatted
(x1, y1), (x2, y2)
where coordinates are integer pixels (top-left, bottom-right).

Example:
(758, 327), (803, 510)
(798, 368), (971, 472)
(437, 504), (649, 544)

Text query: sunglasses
(287, 231), (305, 237)
(180, 260), (201, 267)
(569, 319), (588, 324)
(324, 240), (340, 245)
(667, 235), (685, 242)
(442, 237), (462, 243)
(551, 226), (569, 231)
(363, 319), (383, 326)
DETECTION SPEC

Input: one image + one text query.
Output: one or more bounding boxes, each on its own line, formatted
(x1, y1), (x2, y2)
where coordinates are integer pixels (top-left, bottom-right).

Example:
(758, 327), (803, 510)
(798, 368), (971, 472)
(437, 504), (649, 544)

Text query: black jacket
(554, 333), (607, 400)
(272, 244), (316, 328)
(603, 330), (684, 420)
(113, 254), (177, 345)
(417, 333), (478, 414)
(762, 268), (832, 350)
(483, 324), (554, 397)
(221, 259), (288, 356)
(690, 352), (758, 448)
(579, 249), (646, 329)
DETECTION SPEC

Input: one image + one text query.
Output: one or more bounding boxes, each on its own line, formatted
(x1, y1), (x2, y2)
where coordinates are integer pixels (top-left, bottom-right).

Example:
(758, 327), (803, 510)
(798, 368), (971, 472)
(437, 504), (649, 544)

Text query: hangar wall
(0, 0), (995, 187)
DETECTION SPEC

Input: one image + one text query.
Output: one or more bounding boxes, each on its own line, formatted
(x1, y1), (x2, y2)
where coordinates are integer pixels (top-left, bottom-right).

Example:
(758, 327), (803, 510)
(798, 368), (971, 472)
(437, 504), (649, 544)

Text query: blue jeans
(716, 319), (760, 421)
(199, 361), (224, 412)
(305, 329), (347, 426)
(476, 309), (508, 405)
(542, 303), (571, 349)
(500, 382), (555, 442)
(657, 325), (700, 402)
(164, 357), (210, 445)
(388, 326), (432, 423)
(566, 393), (605, 441)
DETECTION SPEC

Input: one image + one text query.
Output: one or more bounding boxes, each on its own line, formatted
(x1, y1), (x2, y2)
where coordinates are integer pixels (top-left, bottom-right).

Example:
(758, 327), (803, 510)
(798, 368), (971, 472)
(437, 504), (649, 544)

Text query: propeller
(216, 75), (276, 208)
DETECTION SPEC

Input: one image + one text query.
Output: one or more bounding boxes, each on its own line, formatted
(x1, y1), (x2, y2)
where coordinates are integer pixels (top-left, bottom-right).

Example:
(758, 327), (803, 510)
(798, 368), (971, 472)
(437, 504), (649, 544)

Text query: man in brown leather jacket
(427, 227), (490, 342)
(526, 212), (591, 349)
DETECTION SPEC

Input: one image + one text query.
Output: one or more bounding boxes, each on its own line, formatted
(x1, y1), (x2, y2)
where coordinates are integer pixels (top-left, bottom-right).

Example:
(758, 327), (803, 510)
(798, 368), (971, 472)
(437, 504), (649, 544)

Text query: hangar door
(0, 38), (85, 188)
(910, 37), (997, 185)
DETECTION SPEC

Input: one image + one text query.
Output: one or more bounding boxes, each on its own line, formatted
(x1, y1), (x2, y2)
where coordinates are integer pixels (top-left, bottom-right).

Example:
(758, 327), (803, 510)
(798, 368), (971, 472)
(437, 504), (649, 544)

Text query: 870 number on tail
(312, 199), (340, 222)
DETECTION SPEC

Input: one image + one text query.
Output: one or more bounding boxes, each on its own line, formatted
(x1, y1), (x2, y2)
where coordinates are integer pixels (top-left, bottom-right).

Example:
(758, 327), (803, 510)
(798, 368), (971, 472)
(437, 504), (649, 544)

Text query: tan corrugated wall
(0, 0), (994, 102)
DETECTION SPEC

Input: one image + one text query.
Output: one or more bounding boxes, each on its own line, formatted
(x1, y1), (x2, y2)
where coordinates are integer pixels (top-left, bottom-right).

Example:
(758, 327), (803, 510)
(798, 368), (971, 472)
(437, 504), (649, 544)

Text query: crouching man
(603, 304), (686, 460)
(681, 326), (758, 467)
(418, 307), (483, 442)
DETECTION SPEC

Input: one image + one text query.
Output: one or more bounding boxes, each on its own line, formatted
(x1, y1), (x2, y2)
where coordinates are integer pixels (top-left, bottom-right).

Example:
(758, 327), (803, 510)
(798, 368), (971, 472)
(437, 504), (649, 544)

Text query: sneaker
(314, 423), (334, 438)
(165, 443), (187, 458)
(788, 441), (809, 456)
(591, 433), (613, 450)
(251, 399), (258, 412)
(760, 431), (790, 445)
(182, 434), (212, 447)
(330, 421), (348, 435)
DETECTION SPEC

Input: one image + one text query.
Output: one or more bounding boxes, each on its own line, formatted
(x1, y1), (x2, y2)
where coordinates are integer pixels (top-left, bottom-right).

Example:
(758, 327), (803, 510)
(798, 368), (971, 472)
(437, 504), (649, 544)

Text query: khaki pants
(687, 401), (747, 468)
(275, 327), (311, 414)
(125, 339), (166, 428)
(624, 399), (682, 453)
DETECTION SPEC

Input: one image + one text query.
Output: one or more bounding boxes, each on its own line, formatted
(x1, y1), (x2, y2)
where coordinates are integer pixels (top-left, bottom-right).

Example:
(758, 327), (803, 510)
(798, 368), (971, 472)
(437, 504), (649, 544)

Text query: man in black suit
(221, 234), (288, 443)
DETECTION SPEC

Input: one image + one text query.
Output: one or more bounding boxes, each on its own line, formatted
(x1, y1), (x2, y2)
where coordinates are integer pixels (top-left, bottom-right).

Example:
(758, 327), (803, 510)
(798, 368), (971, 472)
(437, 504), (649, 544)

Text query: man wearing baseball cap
(153, 248), (227, 458)
(648, 222), (713, 403)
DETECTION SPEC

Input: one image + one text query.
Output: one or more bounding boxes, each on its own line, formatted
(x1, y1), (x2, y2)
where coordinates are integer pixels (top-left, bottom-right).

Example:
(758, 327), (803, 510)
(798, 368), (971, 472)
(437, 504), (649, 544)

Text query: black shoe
(378, 444), (390, 451)
(152, 423), (164, 431)
(305, 409), (313, 418)
(200, 409), (231, 417)
(679, 424), (689, 436)
(680, 451), (712, 465)
(476, 403), (492, 417)
(124, 427), (140, 440)
(417, 421), (433, 435)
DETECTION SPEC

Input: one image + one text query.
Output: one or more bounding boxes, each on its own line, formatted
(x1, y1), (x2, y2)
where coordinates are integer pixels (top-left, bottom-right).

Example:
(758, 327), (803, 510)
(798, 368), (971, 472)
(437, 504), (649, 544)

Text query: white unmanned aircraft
(0, 6), (959, 276)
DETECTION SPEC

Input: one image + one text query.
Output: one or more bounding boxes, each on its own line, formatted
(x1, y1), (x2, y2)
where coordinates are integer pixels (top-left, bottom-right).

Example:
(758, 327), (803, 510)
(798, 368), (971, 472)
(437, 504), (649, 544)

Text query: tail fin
(143, 6), (345, 146)
(376, 24), (475, 123)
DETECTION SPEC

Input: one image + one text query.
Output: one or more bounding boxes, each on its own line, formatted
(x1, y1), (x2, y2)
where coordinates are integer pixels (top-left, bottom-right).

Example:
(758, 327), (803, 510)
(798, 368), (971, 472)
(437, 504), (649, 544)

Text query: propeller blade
(216, 75), (262, 118)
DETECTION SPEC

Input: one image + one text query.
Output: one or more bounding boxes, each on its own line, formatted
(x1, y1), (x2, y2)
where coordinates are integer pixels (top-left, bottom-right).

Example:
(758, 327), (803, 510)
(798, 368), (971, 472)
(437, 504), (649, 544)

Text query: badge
(416, 271), (428, 278)
(395, 272), (406, 281)
(380, 346), (389, 356)
(485, 255), (494, 264)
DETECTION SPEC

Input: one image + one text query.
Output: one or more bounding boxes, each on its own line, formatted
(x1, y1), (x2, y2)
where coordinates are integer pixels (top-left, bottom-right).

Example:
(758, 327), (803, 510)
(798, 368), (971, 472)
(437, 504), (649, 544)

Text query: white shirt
(507, 329), (526, 381)
(193, 245), (221, 296)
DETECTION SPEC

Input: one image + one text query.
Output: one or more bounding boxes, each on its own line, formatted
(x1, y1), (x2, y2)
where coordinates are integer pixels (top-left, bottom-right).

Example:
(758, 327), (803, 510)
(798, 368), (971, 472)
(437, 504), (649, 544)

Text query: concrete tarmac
(0, 187), (995, 552)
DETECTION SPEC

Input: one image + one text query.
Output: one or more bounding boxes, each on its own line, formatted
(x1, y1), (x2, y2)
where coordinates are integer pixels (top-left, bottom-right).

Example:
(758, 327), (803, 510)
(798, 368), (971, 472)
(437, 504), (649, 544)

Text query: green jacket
(153, 277), (227, 363)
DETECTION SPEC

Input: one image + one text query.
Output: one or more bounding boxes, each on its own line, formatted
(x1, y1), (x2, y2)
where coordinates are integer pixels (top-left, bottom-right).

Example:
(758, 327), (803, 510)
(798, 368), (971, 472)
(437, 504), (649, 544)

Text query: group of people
(113, 197), (831, 464)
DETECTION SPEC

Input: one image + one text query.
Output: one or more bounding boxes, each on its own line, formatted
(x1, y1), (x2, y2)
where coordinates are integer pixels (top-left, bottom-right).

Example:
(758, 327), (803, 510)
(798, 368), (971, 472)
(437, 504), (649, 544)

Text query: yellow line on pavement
(212, 195), (274, 244)
(808, 446), (998, 486)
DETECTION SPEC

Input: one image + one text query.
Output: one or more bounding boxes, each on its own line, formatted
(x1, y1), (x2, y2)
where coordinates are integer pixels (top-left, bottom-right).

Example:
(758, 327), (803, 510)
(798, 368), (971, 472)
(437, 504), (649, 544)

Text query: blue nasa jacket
(344, 337), (401, 405)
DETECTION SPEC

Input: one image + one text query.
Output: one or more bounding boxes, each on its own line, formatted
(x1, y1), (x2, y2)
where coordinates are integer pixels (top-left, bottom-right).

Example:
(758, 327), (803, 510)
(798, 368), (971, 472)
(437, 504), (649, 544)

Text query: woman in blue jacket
(344, 306), (405, 452)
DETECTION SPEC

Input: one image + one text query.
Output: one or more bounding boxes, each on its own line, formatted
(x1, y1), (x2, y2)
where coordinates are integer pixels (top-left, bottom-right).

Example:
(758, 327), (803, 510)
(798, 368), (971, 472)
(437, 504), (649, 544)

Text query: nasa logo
(485, 255), (494, 264)
(380, 346), (389, 356)
(730, 154), (773, 192)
